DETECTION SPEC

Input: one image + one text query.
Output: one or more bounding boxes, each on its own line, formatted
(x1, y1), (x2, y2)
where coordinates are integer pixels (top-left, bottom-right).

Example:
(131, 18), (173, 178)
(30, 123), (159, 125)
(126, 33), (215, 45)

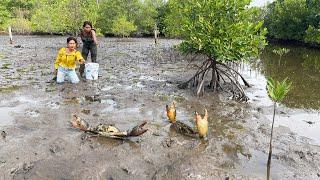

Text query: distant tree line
(1, 0), (319, 45)
(0, 0), (166, 37)
(263, 0), (320, 45)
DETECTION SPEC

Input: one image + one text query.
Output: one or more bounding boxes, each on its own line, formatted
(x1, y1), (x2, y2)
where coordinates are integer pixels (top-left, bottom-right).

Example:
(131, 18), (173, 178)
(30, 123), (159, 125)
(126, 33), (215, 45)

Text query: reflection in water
(252, 44), (320, 109)
(302, 54), (320, 73)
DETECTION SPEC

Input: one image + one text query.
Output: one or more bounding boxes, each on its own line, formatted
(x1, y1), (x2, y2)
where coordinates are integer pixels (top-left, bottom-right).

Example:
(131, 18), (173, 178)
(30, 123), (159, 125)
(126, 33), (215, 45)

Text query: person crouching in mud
(54, 37), (85, 84)
(79, 21), (98, 78)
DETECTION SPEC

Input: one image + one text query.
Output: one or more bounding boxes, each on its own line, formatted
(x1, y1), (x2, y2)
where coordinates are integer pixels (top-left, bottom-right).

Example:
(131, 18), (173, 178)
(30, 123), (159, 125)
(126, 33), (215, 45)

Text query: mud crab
(71, 114), (148, 139)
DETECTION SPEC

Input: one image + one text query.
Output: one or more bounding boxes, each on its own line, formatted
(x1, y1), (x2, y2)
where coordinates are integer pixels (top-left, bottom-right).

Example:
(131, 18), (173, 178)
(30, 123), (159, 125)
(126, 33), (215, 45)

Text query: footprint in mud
(135, 82), (145, 88)
(49, 144), (64, 154)
(11, 162), (34, 178)
(101, 99), (117, 112)
(81, 109), (91, 114)
(85, 95), (101, 102)
(162, 138), (176, 148)
(25, 110), (40, 117)
(46, 102), (60, 109)
(45, 86), (57, 92)
(101, 86), (114, 91)
(1, 130), (6, 139)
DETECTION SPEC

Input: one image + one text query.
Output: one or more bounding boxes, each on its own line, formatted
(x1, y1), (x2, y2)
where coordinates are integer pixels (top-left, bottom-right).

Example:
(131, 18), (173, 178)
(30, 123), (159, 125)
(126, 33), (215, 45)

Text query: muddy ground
(0, 36), (319, 180)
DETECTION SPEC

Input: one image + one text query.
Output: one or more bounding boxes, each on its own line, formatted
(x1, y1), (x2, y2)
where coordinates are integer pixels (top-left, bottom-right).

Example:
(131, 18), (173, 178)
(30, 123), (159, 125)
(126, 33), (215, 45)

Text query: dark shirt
(80, 29), (95, 45)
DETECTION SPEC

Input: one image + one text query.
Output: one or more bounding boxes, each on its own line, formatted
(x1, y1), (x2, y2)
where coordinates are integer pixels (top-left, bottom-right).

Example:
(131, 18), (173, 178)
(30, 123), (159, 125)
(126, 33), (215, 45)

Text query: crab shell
(71, 114), (89, 130)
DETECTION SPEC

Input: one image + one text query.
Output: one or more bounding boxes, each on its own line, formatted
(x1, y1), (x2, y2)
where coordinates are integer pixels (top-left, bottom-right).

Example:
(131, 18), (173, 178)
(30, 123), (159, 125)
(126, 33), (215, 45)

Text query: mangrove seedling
(272, 48), (290, 66)
(266, 77), (292, 180)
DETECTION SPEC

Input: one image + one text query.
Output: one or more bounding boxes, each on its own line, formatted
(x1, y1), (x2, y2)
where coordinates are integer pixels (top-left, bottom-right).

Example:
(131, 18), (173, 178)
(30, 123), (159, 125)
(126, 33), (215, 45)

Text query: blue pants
(57, 67), (79, 84)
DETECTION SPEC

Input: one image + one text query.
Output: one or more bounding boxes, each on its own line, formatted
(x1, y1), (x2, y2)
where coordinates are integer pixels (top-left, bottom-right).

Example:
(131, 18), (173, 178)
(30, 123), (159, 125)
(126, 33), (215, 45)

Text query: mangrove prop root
(182, 58), (249, 100)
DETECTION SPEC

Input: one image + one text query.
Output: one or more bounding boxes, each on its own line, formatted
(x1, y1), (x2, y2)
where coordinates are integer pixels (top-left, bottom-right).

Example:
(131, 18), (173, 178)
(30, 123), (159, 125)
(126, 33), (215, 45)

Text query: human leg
(90, 44), (97, 63)
(68, 69), (80, 84)
(56, 67), (66, 83)
(80, 45), (90, 77)
(82, 45), (90, 60)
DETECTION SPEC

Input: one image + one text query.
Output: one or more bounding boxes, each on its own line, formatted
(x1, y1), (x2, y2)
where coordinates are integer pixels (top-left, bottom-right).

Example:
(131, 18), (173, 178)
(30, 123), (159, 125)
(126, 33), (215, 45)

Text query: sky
(250, 0), (275, 7)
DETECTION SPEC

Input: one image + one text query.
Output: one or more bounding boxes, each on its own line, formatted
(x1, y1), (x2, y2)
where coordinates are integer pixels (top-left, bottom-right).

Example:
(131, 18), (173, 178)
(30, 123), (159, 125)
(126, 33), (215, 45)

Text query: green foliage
(264, 0), (320, 43)
(267, 77), (292, 102)
(0, 3), (11, 30)
(11, 17), (32, 34)
(30, 1), (60, 33)
(302, 53), (320, 72)
(4, 0), (35, 12)
(0, 0), (36, 30)
(264, 0), (308, 40)
(266, 76), (292, 179)
(0, 0), (165, 35)
(97, 0), (164, 35)
(304, 25), (320, 44)
(249, 7), (268, 23)
(164, 0), (267, 61)
(97, 0), (122, 34)
(30, 0), (100, 34)
(156, 2), (168, 35)
(135, 0), (164, 34)
(111, 15), (137, 37)
(272, 48), (290, 60)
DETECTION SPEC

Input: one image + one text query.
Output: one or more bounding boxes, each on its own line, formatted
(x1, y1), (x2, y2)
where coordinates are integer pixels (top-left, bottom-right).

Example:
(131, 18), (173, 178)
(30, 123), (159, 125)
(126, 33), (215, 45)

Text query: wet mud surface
(0, 36), (319, 179)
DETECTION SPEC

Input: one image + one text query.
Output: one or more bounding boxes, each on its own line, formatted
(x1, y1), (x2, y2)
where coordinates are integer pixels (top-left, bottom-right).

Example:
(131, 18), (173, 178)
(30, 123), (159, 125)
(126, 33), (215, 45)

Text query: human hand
(79, 59), (85, 64)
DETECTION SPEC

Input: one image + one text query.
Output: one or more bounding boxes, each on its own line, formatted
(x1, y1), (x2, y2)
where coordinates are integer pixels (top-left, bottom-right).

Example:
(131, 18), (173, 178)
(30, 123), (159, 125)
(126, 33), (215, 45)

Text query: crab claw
(71, 114), (89, 131)
(127, 121), (148, 137)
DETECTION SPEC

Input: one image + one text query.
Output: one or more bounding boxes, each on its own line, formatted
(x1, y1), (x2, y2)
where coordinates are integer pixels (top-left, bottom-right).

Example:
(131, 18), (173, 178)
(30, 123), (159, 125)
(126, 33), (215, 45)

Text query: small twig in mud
(1, 130), (6, 139)
(303, 120), (315, 125)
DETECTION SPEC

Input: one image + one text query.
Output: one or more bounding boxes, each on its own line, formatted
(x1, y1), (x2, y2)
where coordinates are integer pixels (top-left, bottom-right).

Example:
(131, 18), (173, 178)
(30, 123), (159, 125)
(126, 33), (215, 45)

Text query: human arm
(76, 51), (85, 64)
(79, 59), (85, 64)
(54, 48), (64, 70)
(91, 30), (98, 45)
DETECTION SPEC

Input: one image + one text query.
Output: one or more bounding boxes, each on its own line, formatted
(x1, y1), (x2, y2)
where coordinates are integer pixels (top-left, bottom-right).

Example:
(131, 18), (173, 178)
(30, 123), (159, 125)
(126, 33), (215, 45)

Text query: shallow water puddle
(240, 63), (273, 107)
(101, 99), (117, 112)
(0, 107), (15, 126)
(139, 75), (166, 82)
(241, 62), (320, 145)
(267, 112), (320, 145)
(0, 105), (25, 126)
(25, 109), (40, 117)
(101, 86), (114, 91)
(240, 150), (293, 179)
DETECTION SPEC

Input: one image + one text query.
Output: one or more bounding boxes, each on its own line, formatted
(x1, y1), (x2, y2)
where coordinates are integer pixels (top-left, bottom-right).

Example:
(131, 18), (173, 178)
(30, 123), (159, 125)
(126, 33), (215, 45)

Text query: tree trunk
(210, 57), (217, 91)
(8, 26), (13, 44)
(267, 102), (277, 180)
(154, 23), (158, 44)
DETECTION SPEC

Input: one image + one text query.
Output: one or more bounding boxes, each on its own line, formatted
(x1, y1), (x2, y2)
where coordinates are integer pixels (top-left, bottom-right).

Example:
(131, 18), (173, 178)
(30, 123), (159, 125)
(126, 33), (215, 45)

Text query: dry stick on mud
(154, 24), (158, 44)
(8, 26), (13, 44)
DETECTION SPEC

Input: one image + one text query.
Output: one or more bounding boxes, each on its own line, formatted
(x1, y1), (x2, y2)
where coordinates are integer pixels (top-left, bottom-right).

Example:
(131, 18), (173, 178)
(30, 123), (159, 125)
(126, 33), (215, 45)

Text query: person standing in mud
(54, 37), (85, 84)
(79, 21), (98, 77)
